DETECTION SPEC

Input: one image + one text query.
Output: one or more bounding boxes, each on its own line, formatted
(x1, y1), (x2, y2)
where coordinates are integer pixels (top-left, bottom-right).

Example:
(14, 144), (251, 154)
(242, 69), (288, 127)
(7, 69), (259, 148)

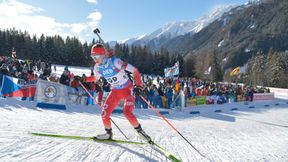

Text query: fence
(268, 87), (288, 100)
(0, 74), (279, 110)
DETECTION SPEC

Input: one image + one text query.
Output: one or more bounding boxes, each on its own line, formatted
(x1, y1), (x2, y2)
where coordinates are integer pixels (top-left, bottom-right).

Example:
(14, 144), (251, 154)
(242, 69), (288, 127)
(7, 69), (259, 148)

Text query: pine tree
(184, 55), (195, 77)
(266, 48), (282, 87)
(277, 51), (288, 88)
(210, 51), (223, 82)
(247, 51), (266, 86)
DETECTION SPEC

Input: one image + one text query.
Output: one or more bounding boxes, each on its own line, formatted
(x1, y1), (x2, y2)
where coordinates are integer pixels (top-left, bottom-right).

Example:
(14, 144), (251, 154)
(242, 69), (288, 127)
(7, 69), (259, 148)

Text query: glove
(133, 85), (143, 96)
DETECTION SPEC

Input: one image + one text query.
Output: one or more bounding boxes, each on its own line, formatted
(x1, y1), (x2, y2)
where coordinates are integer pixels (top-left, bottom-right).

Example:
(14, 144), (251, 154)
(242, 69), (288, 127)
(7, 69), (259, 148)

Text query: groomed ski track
(0, 97), (288, 162)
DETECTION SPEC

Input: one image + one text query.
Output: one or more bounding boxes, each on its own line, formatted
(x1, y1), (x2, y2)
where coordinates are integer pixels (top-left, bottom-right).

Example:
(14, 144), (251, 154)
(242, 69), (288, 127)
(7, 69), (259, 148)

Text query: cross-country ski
(30, 132), (146, 145)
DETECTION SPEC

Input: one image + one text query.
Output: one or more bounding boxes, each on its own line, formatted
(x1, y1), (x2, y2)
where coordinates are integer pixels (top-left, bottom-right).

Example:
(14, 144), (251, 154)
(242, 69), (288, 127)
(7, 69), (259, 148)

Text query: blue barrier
(264, 104), (270, 107)
(231, 108), (238, 111)
(159, 111), (169, 115)
(214, 109), (222, 113)
(249, 106), (255, 108)
(112, 109), (123, 114)
(190, 111), (200, 114)
(36, 102), (66, 110)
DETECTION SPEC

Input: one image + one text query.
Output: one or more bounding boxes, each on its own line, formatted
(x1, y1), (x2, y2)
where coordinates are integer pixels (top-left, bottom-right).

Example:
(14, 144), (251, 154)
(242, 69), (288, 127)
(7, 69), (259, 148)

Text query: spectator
(27, 70), (37, 81)
(165, 84), (173, 108)
(148, 84), (156, 107)
(87, 81), (96, 105)
(184, 86), (191, 107)
(71, 76), (81, 91)
(248, 87), (254, 101)
(59, 70), (70, 86)
(0, 63), (9, 75)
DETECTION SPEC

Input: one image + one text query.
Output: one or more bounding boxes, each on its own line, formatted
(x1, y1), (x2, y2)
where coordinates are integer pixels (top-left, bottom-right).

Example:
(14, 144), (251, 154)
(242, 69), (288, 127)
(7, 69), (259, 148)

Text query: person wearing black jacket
(59, 70), (70, 86)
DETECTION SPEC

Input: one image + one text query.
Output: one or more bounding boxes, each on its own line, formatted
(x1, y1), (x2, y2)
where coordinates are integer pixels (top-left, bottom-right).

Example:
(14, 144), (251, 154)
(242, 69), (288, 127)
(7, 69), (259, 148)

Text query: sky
(0, 0), (249, 43)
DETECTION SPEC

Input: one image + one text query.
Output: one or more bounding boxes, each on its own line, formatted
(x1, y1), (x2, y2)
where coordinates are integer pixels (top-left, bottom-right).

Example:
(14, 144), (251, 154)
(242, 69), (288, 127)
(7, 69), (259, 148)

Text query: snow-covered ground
(1, 97), (288, 162)
(50, 64), (92, 77)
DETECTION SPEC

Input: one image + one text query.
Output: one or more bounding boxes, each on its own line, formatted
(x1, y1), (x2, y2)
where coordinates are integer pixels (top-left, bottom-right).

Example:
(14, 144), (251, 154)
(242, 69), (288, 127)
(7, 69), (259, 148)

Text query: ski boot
(93, 128), (113, 140)
(135, 125), (153, 144)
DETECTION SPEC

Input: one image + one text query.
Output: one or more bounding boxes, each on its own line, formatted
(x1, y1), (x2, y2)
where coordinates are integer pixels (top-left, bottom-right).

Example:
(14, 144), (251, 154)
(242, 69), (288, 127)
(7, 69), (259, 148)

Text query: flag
(0, 74), (36, 97)
(164, 61), (179, 77)
(11, 48), (16, 58)
(175, 79), (180, 93)
(35, 79), (68, 105)
(230, 67), (240, 76)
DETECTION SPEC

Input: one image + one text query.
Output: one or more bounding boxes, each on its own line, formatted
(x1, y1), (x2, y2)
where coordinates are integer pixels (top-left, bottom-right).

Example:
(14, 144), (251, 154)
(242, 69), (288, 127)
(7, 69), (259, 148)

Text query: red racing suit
(86, 56), (143, 129)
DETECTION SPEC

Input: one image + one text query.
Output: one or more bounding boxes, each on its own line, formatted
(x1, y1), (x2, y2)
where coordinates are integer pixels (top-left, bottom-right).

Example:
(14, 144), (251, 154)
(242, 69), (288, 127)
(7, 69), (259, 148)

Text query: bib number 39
(107, 77), (118, 84)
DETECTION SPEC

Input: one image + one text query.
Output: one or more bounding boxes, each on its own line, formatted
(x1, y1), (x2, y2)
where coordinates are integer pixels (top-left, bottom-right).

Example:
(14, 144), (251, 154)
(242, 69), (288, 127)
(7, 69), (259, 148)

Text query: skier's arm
(85, 64), (101, 82)
(126, 64), (143, 87)
(113, 58), (143, 87)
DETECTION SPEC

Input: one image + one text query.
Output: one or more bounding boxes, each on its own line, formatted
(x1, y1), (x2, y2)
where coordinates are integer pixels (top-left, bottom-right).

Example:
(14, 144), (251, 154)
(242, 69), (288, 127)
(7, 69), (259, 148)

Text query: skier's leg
(123, 95), (139, 128)
(123, 94), (152, 143)
(101, 90), (121, 129)
(135, 124), (152, 144)
(95, 90), (121, 140)
(94, 127), (113, 140)
(98, 90), (103, 105)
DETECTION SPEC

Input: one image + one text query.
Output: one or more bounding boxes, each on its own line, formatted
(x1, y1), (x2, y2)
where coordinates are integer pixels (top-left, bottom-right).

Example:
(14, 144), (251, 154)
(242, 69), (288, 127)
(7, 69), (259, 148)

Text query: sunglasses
(91, 55), (102, 61)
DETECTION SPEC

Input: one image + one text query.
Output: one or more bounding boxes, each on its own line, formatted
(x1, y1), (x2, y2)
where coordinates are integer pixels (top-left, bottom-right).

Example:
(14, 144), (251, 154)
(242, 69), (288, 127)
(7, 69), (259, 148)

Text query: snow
(245, 48), (251, 53)
(1, 97), (288, 162)
(51, 64), (92, 77)
(250, 24), (255, 29)
(218, 40), (224, 47)
(192, 24), (204, 33)
(118, 38), (137, 46)
(122, 5), (235, 45)
(204, 66), (211, 75)
(136, 34), (147, 40)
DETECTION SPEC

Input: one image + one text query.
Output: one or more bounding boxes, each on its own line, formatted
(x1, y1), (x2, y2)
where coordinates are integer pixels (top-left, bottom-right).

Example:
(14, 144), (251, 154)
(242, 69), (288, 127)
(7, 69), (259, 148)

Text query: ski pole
(79, 81), (129, 140)
(93, 28), (105, 44)
(140, 95), (207, 158)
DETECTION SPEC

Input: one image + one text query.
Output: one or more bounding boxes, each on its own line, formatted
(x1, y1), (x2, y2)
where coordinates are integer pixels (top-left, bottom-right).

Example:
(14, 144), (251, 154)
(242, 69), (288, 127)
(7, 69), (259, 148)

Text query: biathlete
(86, 43), (151, 143)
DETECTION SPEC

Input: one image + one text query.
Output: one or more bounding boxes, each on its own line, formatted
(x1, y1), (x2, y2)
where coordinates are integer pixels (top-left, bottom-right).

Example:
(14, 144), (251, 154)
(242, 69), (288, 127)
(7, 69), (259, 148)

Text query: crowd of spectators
(135, 77), (266, 109)
(0, 56), (271, 109)
(0, 56), (51, 82)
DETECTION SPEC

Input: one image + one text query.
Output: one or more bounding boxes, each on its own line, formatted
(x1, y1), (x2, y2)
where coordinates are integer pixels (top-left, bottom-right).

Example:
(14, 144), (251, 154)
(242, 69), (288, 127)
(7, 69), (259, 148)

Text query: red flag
(11, 48), (17, 58)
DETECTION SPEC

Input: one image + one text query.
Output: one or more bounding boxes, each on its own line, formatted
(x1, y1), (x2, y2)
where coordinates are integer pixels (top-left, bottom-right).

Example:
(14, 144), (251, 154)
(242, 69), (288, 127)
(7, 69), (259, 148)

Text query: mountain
(119, 5), (235, 50)
(162, 0), (288, 73)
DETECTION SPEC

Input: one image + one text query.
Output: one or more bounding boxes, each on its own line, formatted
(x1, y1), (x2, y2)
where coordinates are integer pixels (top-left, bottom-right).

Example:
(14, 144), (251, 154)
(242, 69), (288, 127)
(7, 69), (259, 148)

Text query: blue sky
(0, 0), (248, 43)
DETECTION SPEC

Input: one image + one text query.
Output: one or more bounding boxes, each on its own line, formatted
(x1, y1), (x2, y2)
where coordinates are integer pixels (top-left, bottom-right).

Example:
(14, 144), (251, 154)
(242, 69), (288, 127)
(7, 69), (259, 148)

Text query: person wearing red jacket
(86, 43), (151, 142)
